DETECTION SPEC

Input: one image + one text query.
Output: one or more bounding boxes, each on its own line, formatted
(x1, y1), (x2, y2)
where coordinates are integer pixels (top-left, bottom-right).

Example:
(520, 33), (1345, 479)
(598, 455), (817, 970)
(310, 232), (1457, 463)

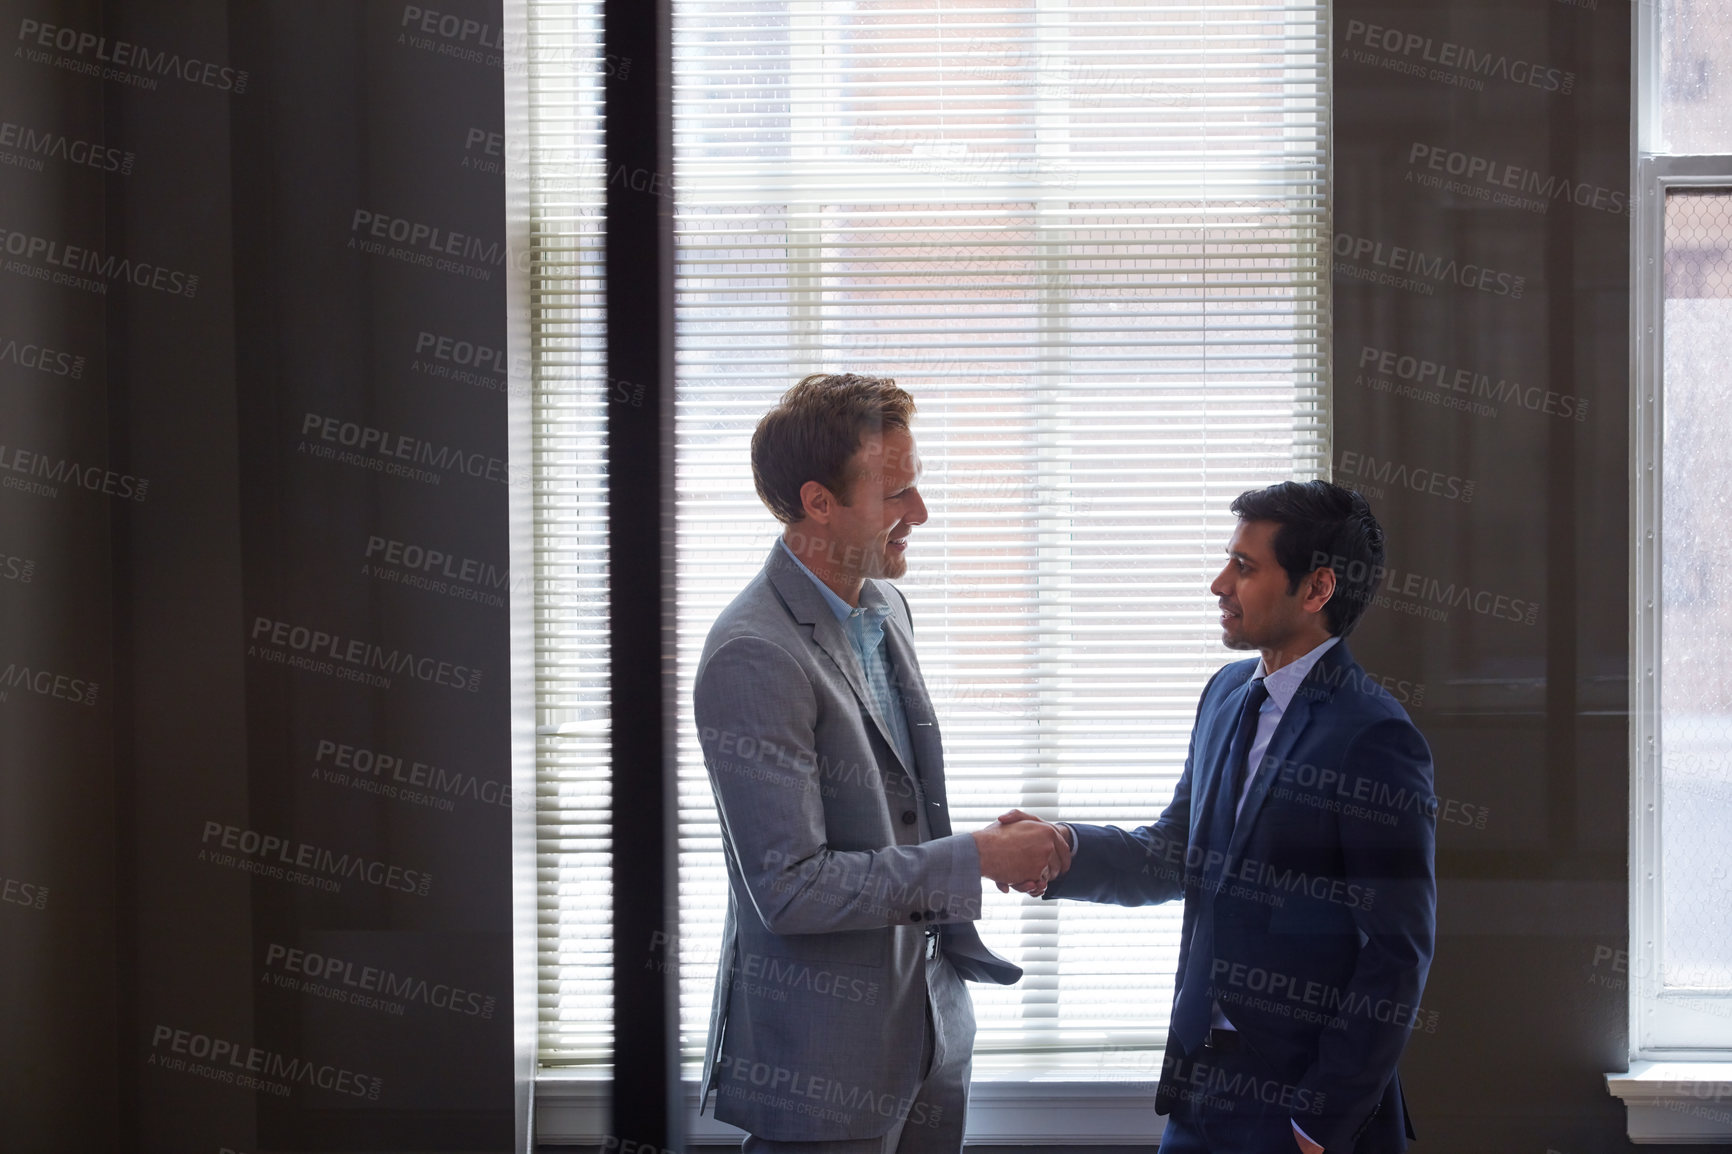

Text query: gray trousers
(740, 955), (973, 1154)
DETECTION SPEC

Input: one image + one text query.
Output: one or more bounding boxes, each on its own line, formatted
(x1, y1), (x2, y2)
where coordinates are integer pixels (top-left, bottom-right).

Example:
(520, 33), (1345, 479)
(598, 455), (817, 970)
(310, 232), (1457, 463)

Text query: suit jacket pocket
(1265, 887), (1358, 937)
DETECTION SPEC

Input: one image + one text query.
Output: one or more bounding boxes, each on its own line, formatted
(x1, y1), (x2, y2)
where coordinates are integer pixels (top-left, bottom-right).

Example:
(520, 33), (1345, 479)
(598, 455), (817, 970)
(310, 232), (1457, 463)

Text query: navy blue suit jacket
(1045, 641), (1436, 1153)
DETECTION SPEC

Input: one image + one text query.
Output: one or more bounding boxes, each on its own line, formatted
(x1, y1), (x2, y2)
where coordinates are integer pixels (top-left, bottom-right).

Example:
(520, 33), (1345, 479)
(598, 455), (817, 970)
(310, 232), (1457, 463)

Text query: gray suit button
(901, 811), (917, 826)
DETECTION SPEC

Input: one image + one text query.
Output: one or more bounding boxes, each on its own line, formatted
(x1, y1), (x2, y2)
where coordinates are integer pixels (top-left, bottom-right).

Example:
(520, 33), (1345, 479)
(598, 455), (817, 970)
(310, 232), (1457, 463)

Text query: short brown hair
(751, 373), (916, 524)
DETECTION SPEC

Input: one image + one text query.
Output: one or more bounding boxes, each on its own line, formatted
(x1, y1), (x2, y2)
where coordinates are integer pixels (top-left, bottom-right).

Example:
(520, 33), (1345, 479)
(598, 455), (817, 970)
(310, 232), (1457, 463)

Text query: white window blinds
(526, 0), (611, 1067)
(528, 0), (1329, 1070)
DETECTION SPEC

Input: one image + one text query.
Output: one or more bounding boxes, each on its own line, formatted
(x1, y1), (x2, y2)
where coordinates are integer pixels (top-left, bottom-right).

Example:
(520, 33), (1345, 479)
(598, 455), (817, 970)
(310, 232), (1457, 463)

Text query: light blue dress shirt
(1180, 636), (1345, 1030)
(1212, 634), (1339, 1150)
(777, 538), (919, 775)
(1233, 634), (1341, 823)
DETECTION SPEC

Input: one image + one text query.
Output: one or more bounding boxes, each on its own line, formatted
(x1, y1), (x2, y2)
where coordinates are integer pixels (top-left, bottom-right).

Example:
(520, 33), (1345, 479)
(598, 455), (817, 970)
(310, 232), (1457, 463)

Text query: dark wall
(0, 0), (119, 1144)
(1332, 0), (1668, 1150)
(0, 1), (514, 1149)
(0, 0), (1698, 1149)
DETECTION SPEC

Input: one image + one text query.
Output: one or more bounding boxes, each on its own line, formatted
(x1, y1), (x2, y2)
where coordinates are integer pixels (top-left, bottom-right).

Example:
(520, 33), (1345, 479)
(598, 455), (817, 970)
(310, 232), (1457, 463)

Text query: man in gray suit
(695, 373), (1071, 1153)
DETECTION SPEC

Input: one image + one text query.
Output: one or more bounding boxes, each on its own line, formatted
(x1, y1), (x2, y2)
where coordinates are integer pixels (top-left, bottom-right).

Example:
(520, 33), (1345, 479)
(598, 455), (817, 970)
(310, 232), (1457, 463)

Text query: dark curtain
(0, 2), (513, 1149)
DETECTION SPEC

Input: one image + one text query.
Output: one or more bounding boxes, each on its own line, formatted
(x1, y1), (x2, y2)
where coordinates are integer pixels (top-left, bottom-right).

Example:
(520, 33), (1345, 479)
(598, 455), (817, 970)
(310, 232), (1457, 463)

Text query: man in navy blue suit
(1005, 481), (1435, 1153)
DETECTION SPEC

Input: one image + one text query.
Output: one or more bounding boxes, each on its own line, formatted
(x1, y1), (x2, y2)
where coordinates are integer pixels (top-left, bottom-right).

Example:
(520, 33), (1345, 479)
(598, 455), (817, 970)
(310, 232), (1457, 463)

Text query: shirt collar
(778, 537), (877, 624)
(1254, 635), (1341, 712)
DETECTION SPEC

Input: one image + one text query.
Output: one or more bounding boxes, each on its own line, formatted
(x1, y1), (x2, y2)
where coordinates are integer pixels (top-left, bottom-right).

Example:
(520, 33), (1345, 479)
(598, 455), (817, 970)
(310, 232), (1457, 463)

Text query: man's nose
(905, 488), (929, 526)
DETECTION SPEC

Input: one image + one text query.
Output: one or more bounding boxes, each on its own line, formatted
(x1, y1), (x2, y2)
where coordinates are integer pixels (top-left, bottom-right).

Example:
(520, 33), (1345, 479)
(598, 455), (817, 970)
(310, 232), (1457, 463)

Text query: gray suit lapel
(764, 547), (913, 777)
(880, 598), (956, 842)
(881, 613), (945, 803)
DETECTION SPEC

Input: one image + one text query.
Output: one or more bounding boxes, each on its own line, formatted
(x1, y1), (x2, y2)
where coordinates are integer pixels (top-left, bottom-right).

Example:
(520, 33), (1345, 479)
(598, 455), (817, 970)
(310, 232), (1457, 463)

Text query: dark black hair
(1228, 480), (1386, 637)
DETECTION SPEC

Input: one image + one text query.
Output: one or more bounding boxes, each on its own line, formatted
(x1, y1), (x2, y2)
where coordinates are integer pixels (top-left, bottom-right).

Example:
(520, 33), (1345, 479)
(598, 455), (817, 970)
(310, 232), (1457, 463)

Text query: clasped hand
(971, 809), (1071, 897)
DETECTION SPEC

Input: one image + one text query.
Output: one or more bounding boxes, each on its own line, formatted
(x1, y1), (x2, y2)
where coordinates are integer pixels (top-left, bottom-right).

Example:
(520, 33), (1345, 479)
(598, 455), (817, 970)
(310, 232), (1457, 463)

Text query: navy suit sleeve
(1042, 668), (1230, 907)
(1044, 769), (1193, 906)
(1296, 716), (1437, 1151)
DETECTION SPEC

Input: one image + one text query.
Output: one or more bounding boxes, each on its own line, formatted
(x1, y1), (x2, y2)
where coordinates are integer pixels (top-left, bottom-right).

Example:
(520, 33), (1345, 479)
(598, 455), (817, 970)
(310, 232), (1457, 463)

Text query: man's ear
(1303, 567), (1337, 616)
(799, 479), (837, 524)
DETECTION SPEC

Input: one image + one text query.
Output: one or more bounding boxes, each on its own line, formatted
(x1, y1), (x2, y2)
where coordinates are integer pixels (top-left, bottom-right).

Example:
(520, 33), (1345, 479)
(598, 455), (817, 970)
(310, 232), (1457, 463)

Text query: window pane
(1661, 189), (1732, 990)
(1661, 0), (1732, 153)
(528, 0), (612, 1066)
(670, 0), (1327, 1066)
(530, 0), (1329, 1068)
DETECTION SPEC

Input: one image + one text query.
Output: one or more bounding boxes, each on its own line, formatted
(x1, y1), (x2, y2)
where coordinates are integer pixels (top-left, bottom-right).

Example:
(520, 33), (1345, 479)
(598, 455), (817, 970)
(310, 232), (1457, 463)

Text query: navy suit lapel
(1225, 642), (1351, 862)
(1226, 692), (1314, 864)
(1193, 668), (1257, 852)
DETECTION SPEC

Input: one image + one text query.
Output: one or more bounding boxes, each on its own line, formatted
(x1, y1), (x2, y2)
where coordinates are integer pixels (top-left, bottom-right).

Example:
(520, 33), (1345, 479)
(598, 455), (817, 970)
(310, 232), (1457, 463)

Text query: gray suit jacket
(694, 544), (1021, 1141)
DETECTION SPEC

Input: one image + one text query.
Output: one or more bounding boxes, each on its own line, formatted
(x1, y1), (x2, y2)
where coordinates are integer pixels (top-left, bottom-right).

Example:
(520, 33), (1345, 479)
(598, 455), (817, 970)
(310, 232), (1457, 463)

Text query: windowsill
(535, 1065), (1168, 1146)
(1606, 1061), (1732, 1143)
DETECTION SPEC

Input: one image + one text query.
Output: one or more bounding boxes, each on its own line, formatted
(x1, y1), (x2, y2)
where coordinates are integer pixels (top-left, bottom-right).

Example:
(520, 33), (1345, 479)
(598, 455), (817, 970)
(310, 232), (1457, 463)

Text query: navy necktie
(1170, 676), (1270, 1052)
(1221, 677), (1271, 826)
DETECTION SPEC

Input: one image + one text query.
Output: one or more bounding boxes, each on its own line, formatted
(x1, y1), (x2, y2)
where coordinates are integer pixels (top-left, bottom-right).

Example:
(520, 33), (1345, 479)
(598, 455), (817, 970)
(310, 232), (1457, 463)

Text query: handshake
(971, 810), (1072, 897)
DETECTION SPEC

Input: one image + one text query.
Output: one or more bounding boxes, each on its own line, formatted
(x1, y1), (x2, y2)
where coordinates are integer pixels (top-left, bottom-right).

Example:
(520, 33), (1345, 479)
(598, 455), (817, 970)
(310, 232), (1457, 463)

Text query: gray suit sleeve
(696, 635), (984, 934)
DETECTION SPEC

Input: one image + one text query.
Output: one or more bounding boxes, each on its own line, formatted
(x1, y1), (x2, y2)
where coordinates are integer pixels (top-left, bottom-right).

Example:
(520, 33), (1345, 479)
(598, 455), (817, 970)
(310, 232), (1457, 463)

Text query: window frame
(519, 0), (1335, 1139)
(1611, 0), (1732, 1138)
(1629, 153), (1732, 1063)
(534, 1075), (1164, 1146)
